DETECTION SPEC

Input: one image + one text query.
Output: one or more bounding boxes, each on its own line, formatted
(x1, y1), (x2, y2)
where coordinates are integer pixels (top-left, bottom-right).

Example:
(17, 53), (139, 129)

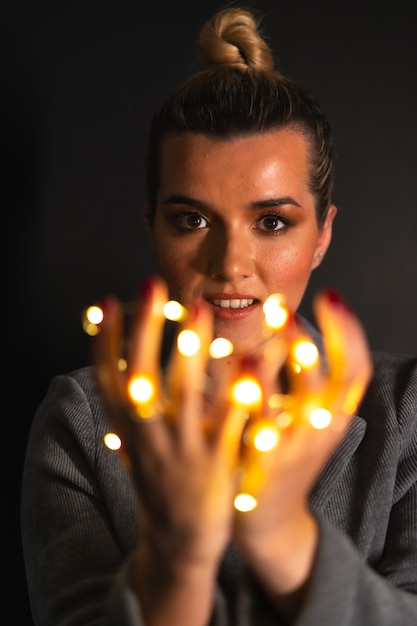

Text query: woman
(21, 7), (417, 625)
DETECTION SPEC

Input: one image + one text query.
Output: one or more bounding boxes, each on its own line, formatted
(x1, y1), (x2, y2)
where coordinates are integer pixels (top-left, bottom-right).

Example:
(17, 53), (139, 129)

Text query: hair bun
(197, 7), (275, 72)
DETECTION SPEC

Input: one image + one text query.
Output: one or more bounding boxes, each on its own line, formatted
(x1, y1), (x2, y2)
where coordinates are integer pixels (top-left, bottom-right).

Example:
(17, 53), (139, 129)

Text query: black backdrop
(4, 0), (417, 622)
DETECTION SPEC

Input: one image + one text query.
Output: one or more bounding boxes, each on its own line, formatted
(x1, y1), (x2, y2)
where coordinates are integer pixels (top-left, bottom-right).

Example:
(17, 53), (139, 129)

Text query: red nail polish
(139, 276), (155, 301)
(98, 295), (117, 315)
(325, 289), (353, 313)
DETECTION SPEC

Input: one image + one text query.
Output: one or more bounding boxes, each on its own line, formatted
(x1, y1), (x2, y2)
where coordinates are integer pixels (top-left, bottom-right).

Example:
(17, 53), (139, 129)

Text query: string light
(177, 329), (201, 357)
(251, 421), (280, 451)
(163, 300), (187, 322)
(234, 493), (257, 512)
(82, 289), (343, 515)
(230, 377), (262, 407)
(262, 293), (289, 329)
(209, 337), (234, 359)
(291, 339), (319, 368)
(82, 305), (104, 336)
(308, 407), (332, 429)
(104, 432), (122, 450)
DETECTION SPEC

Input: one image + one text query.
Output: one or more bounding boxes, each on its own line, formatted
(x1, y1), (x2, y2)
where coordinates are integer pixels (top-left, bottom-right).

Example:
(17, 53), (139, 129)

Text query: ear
(312, 204), (337, 268)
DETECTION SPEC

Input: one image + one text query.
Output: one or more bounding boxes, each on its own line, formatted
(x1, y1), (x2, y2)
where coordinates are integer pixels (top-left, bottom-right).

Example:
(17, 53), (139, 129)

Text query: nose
(206, 224), (254, 281)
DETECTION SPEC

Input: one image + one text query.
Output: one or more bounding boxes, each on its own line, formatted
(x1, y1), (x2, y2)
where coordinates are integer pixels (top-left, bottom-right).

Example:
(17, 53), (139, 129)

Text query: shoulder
(361, 351), (417, 436)
(368, 351), (417, 407)
(34, 365), (109, 440)
(46, 365), (100, 406)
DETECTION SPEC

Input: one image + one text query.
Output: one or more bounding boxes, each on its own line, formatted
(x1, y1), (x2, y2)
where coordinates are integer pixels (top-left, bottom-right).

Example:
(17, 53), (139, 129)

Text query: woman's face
(149, 128), (336, 354)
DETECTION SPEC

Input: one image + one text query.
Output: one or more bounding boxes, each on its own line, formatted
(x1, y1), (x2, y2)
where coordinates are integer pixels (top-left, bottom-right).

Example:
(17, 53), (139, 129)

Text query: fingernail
(325, 289), (353, 313)
(139, 276), (155, 301)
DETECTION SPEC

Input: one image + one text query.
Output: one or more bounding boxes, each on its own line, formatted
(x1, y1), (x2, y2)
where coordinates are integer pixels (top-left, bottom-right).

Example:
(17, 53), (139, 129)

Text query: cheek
(155, 245), (181, 279)
(152, 238), (194, 300)
(263, 247), (313, 308)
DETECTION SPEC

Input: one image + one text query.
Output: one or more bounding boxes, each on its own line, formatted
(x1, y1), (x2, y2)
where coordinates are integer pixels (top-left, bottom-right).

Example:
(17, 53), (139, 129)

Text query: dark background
(4, 0), (416, 622)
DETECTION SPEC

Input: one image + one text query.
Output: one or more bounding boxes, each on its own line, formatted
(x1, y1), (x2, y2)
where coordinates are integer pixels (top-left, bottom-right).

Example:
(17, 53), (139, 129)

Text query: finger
(126, 276), (169, 419)
(165, 299), (213, 442)
(226, 356), (268, 461)
(283, 316), (326, 427)
(313, 289), (373, 416)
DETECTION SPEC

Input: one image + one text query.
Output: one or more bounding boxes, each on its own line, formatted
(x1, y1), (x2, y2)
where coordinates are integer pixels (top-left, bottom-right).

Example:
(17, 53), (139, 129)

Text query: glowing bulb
(209, 337), (234, 358)
(82, 320), (101, 336)
(177, 329), (201, 356)
(275, 411), (293, 428)
(82, 305), (104, 335)
(117, 358), (127, 372)
(268, 393), (284, 409)
(263, 294), (289, 329)
(253, 423), (280, 451)
(163, 300), (186, 322)
(128, 375), (155, 404)
(85, 305), (104, 325)
(104, 432), (122, 450)
(231, 377), (262, 406)
(292, 340), (319, 369)
(309, 407), (332, 429)
(234, 493), (257, 512)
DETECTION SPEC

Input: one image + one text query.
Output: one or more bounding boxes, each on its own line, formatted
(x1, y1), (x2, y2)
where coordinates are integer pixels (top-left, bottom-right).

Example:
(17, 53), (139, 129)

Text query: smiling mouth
(209, 298), (255, 309)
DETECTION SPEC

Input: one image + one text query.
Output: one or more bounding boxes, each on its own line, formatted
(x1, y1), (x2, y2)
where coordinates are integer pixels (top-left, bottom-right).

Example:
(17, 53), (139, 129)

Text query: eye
(256, 214), (288, 233)
(173, 212), (209, 231)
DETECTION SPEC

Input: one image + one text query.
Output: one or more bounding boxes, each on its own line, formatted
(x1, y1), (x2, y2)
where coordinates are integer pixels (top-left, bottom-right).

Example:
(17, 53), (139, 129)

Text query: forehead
(158, 129), (311, 198)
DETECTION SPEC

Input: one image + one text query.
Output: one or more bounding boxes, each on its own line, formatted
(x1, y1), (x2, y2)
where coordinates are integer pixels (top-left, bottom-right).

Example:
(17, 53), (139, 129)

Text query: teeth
(212, 298), (254, 309)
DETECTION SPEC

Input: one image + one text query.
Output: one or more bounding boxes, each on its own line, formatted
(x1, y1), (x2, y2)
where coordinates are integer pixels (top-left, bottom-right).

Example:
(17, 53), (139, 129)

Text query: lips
(206, 295), (259, 320)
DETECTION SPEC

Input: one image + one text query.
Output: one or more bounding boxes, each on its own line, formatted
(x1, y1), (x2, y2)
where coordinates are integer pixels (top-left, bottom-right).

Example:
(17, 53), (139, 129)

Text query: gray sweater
(21, 351), (417, 625)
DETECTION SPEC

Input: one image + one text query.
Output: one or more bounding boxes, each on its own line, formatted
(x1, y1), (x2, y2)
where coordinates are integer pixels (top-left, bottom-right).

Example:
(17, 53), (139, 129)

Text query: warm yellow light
(85, 305), (104, 325)
(163, 300), (186, 322)
(292, 340), (319, 368)
(177, 329), (201, 356)
(234, 493), (257, 512)
(275, 411), (293, 428)
(268, 393), (284, 409)
(253, 423), (280, 451)
(342, 381), (363, 415)
(209, 337), (234, 358)
(104, 432), (122, 450)
(82, 305), (104, 336)
(309, 407), (332, 429)
(117, 358), (127, 372)
(128, 375), (155, 404)
(231, 377), (262, 406)
(82, 320), (101, 336)
(263, 294), (289, 329)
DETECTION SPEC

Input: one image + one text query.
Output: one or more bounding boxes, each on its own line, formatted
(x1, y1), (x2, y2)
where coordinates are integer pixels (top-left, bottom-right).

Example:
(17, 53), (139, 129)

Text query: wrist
(240, 509), (319, 617)
(129, 540), (219, 626)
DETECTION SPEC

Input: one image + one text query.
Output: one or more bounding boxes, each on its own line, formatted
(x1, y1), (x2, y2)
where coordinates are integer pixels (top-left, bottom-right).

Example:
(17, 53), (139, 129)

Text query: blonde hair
(197, 7), (275, 72)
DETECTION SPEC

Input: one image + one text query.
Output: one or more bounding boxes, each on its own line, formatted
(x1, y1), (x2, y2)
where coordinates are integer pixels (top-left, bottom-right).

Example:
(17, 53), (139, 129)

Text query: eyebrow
(162, 194), (302, 210)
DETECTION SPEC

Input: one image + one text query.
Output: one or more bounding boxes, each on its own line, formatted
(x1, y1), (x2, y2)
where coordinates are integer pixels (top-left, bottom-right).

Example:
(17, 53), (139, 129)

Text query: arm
(235, 353), (417, 625)
(20, 369), (235, 626)
(20, 370), (139, 625)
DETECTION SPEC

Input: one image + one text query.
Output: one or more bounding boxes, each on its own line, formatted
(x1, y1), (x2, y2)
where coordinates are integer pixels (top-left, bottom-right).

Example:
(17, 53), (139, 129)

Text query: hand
(93, 276), (250, 625)
(93, 278), (372, 623)
(231, 289), (373, 615)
